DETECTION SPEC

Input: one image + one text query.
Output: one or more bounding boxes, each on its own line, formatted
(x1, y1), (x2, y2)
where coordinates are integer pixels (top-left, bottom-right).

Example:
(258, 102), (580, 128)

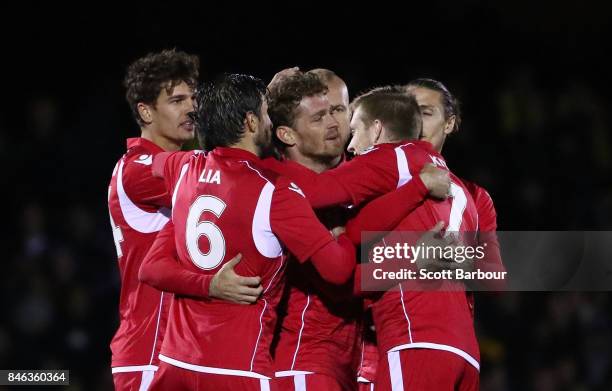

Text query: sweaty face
(406, 86), (451, 152)
(292, 93), (343, 161)
(148, 81), (196, 144)
(326, 79), (351, 148)
(347, 106), (377, 155)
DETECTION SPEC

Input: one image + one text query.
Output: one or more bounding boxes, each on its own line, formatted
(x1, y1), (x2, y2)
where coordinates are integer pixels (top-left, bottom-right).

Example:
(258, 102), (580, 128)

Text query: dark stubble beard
(255, 125), (275, 158)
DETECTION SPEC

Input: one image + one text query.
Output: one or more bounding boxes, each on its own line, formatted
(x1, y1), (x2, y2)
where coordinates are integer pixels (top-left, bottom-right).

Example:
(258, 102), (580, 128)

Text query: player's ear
(245, 112), (259, 133)
(444, 115), (456, 134)
(276, 126), (296, 147)
(372, 119), (383, 143)
(137, 103), (153, 125)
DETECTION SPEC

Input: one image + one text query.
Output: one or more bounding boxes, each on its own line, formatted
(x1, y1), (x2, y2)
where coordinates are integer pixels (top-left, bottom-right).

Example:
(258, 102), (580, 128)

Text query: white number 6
(186, 195), (227, 270)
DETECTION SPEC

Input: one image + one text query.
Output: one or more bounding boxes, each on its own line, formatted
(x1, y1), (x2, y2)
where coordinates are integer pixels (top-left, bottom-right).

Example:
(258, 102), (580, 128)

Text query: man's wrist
(413, 174), (430, 197)
(201, 275), (213, 298)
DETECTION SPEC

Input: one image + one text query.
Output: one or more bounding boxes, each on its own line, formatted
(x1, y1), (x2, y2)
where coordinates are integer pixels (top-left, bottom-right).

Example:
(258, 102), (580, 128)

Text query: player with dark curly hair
(123, 48), (199, 149)
(107, 48), (199, 391)
(109, 50), (263, 391)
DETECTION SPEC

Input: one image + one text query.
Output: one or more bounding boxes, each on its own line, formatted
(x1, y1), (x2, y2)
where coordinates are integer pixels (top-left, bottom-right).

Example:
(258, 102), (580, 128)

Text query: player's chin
(178, 127), (195, 139)
(322, 145), (344, 159)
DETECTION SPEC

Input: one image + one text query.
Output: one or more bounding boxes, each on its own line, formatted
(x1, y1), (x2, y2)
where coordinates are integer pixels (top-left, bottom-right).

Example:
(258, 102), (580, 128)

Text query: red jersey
(108, 138), (172, 372)
(462, 179), (505, 314)
(369, 144), (482, 371)
(156, 147), (343, 380)
(265, 140), (434, 209)
(463, 181), (496, 233)
(263, 144), (434, 388)
(269, 160), (362, 390)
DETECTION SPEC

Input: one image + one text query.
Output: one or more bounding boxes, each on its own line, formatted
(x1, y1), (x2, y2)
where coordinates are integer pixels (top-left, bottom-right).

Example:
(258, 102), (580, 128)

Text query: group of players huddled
(108, 49), (505, 391)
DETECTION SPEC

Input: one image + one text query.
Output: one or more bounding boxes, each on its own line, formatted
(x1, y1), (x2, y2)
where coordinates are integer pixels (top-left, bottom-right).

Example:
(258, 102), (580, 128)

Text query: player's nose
(185, 96), (196, 111)
(347, 138), (357, 155)
(325, 112), (339, 128)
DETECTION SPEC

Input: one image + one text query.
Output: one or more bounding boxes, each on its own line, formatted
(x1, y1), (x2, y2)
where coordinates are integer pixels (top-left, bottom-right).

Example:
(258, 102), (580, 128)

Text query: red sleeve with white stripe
(121, 157), (171, 209)
(270, 177), (356, 284)
(345, 174), (429, 245)
(152, 151), (198, 196)
(261, 157), (353, 208)
(315, 149), (400, 207)
(139, 220), (213, 298)
(264, 149), (400, 208)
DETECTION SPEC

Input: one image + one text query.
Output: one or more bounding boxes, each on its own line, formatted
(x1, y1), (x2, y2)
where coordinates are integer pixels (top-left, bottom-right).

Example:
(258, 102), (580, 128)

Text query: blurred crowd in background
(2, 2), (612, 390)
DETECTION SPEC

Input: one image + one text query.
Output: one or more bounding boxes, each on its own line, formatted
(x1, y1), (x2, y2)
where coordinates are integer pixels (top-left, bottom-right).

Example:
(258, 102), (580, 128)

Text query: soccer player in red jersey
(308, 68), (352, 151)
(267, 69), (362, 391)
(262, 80), (461, 391)
(264, 70), (453, 391)
(107, 49), (199, 391)
(405, 78), (504, 289)
(139, 70), (451, 390)
(108, 51), (260, 391)
(143, 74), (359, 391)
(348, 87), (482, 391)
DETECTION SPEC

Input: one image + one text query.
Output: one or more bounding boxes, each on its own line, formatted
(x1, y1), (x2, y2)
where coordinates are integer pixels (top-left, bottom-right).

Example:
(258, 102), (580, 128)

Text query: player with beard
(142, 74), (358, 390)
(267, 70), (360, 390)
(265, 71), (452, 391)
(140, 70), (451, 390)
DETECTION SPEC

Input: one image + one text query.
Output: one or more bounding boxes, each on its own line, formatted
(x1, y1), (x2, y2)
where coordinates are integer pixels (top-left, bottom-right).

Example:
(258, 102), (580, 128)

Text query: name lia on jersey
(197, 168), (306, 199)
(199, 169), (221, 184)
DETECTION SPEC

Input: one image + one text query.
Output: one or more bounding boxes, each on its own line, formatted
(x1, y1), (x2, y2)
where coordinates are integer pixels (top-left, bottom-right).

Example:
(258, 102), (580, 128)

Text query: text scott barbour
(372, 268), (507, 281)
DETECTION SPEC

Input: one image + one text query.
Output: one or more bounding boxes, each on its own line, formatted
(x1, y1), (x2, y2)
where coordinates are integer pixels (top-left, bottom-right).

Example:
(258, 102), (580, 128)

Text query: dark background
(2, 3), (611, 390)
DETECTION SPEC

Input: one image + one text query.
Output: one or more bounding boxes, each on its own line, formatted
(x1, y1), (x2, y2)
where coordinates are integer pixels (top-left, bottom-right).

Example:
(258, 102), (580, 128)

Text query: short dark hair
(351, 88), (422, 140)
(124, 49), (199, 127)
(405, 78), (461, 132)
(194, 73), (267, 151)
(350, 85), (406, 113)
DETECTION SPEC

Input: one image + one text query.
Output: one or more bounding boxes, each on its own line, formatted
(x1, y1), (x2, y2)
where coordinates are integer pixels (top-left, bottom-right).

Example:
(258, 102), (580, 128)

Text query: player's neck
(422, 134), (445, 153)
(140, 130), (182, 152)
(286, 150), (340, 173)
(229, 139), (261, 158)
(375, 135), (404, 146)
